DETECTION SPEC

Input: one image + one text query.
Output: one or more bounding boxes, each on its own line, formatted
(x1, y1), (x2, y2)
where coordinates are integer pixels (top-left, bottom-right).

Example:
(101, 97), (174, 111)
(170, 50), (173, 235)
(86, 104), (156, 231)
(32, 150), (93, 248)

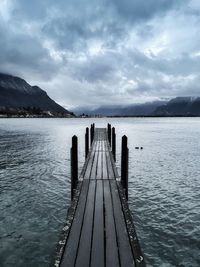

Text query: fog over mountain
(1, 72), (200, 117)
(74, 101), (167, 116)
(74, 97), (200, 116)
(154, 97), (200, 116)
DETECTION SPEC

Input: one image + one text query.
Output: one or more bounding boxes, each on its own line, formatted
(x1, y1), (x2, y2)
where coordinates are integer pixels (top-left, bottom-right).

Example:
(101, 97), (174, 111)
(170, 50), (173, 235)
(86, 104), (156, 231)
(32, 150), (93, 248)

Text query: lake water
(0, 118), (200, 267)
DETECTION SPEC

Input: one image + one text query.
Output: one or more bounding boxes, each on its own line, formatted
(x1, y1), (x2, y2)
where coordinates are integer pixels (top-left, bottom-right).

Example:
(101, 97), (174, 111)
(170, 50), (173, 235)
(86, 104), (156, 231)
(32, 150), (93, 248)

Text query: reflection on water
(0, 118), (200, 266)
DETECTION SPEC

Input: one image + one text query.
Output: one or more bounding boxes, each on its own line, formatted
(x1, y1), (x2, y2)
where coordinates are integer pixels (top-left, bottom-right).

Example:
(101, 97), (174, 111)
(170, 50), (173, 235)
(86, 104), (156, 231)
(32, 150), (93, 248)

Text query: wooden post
(107, 123), (111, 146)
(90, 124), (93, 145)
(90, 123), (95, 145)
(71, 135), (78, 200)
(93, 123), (95, 142)
(112, 127), (116, 161)
(85, 127), (89, 159)
(121, 135), (129, 200)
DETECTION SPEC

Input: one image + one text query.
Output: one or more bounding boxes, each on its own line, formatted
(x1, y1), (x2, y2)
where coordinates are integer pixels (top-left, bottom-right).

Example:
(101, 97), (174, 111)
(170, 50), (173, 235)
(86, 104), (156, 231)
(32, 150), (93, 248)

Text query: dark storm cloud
(0, 3), (59, 79)
(111, 0), (182, 22)
(0, 0), (199, 107)
(40, 0), (183, 52)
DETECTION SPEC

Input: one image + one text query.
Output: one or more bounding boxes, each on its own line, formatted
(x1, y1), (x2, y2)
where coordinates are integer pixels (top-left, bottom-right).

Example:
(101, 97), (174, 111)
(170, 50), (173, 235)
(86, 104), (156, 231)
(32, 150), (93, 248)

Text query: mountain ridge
(74, 97), (200, 117)
(0, 73), (72, 116)
(154, 97), (200, 116)
(73, 101), (167, 116)
(1, 73), (200, 117)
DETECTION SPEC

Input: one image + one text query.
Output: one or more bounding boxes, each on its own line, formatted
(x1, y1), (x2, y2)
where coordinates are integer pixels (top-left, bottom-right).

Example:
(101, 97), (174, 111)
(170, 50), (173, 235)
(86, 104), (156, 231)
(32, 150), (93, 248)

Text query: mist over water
(0, 118), (200, 267)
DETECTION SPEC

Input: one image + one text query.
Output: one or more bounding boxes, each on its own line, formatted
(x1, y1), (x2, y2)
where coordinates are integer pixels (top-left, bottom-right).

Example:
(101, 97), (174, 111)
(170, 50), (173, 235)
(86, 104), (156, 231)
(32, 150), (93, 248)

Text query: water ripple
(0, 118), (200, 266)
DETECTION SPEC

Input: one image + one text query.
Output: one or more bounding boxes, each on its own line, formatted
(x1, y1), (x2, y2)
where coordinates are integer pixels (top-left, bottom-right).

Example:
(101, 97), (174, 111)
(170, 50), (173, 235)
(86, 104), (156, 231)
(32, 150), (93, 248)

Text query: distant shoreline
(1, 115), (200, 118)
(0, 114), (74, 118)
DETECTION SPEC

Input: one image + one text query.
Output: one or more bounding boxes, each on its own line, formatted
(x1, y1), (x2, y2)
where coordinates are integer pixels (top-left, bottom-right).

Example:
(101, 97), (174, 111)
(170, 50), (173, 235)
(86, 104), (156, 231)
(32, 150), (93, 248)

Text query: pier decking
(54, 126), (145, 267)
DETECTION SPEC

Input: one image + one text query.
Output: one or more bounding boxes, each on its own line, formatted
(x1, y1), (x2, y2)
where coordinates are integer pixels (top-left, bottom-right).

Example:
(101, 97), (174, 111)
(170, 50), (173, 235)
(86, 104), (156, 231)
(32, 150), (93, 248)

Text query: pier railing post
(90, 123), (95, 145)
(85, 127), (89, 159)
(90, 124), (93, 145)
(71, 135), (78, 200)
(121, 135), (129, 200)
(107, 123), (111, 146)
(93, 123), (95, 141)
(112, 127), (116, 161)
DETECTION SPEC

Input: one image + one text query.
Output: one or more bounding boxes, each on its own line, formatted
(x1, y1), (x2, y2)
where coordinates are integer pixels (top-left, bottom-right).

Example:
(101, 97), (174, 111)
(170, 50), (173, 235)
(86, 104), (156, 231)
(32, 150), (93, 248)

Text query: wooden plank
(117, 182), (146, 267)
(102, 140), (108, 179)
(94, 128), (98, 142)
(96, 140), (103, 179)
(57, 128), (145, 267)
(104, 180), (120, 267)
(103, 129), (107, 140)
(106, 139), (120, 179)
(80, 130), (99, 180)
(75, 180), (96, 267)
(110, 180), (135, 267)
(79, 153), (90, 180)
(83, 140), (98, 179)
(53, 182), (82, 267)
(105, 142), (115, 180)
(60, 180), (90, 267)
(90, 180), (104, 267)
(82, 145), (95, 179)
(90, 140), (100, 179)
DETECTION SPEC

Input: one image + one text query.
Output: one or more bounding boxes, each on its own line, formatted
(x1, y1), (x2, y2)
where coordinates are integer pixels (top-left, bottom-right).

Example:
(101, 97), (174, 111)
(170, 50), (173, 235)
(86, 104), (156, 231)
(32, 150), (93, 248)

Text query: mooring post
(93, 123), (95, 141)
(91, 123), (95, 144)
(107, 123), (111, 146)
(90, 123), (95, 145)
(112, 127), (116, 161)
(90, 124), (93, 145)
(71, 135), (78, 200)
(85, 127), (89, 159)
(121, 135), (129, 200)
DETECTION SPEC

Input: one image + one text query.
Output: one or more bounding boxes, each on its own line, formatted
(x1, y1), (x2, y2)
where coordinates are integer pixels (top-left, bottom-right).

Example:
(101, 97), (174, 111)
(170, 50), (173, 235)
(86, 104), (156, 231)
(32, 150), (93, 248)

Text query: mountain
(73, 101), (167, 116)
(0, 73), (72, 116)
(154, 97), (200, 116)
(75, 97), (200, 117)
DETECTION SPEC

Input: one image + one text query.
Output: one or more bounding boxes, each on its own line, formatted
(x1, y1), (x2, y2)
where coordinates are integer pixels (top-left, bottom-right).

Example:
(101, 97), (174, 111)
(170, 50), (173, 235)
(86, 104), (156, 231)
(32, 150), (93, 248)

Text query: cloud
(110, 0), (183, 23)
(0, 0), (200, 108)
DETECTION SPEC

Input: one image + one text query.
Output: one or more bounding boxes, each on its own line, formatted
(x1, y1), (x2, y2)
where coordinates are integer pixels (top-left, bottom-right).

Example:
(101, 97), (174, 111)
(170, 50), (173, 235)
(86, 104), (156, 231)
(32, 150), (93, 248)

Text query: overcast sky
(0, 0), (200, 109)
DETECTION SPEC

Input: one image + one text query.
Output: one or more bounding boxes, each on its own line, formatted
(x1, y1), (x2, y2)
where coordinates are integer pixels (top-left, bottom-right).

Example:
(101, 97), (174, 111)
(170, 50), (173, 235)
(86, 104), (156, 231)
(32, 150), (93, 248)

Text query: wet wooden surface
(58, 128), (145, 267)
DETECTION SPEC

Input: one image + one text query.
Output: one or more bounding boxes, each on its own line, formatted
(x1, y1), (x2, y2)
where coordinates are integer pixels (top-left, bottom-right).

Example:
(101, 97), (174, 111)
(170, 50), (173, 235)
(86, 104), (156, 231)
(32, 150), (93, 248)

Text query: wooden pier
(54, 124), (145, 267)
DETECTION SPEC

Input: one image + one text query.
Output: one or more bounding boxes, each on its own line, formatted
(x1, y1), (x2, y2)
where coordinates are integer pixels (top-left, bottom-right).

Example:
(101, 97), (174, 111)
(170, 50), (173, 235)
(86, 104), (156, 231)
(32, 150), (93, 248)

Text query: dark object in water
(140, 147), (143, 150)
(135, 147), (139, 149)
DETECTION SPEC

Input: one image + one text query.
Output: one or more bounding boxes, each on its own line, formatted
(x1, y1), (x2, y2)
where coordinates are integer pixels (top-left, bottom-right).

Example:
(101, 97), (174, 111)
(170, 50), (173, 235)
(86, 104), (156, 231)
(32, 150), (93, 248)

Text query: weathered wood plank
(53, 182), (82, 267)
(90, 180), (104, 267)
(57, 127), (145, 267)
(96, 140), (103, 179)
(102, 140), (108, 180)
(104, 180), (120, 267)
(90, 140), (100, 180)
(60, 180), (90, 267)
(83, 140), (98, 179)
(106, 139), (120, 179)
(75, 181), (96, 267)
(105, 141), (115, 180)
(110, 180), (135, 267)
(117, 182), (146, 267)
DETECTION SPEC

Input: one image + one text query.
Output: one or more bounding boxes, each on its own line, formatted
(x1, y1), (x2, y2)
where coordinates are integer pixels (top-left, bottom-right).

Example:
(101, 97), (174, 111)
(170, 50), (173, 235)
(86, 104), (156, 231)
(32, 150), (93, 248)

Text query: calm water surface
(0, 118), (200, 267)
